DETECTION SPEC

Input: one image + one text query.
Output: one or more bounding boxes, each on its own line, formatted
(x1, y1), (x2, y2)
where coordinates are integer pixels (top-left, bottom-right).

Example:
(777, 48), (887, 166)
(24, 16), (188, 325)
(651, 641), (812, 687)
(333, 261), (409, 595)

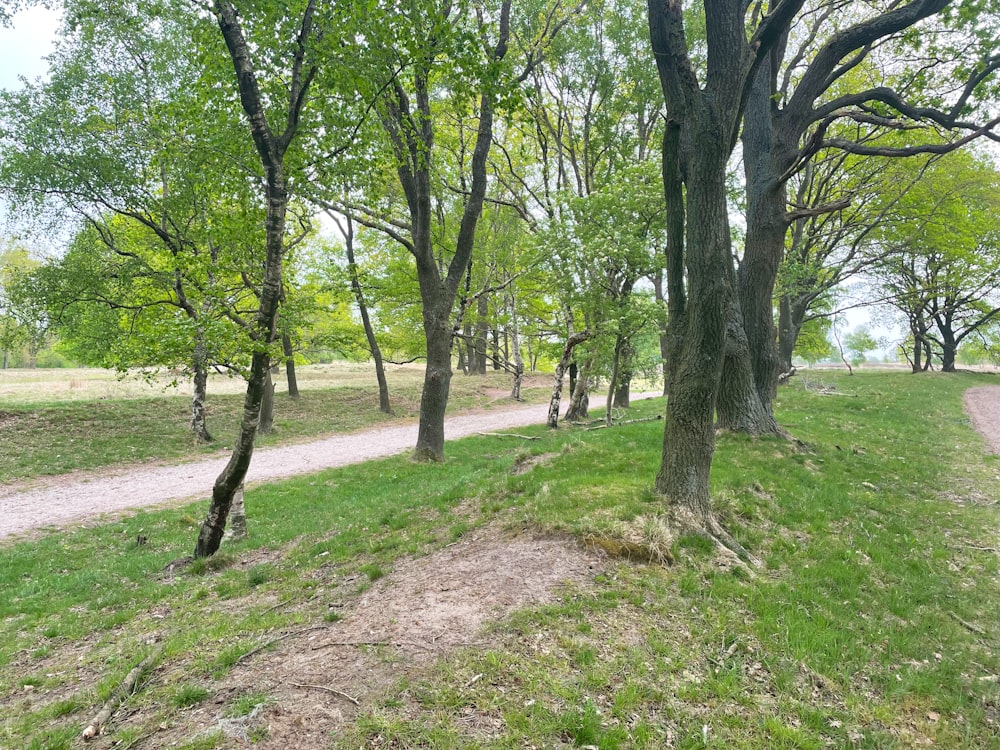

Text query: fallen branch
(82, 644), (164, 741)
(477, 432), (540, 440)
(950, 611), (987, 636)
(586, 415), (663, 431)
(235, 625), (328, 665)
(311, 638), (483, 652)
(289, 682), (360, 706)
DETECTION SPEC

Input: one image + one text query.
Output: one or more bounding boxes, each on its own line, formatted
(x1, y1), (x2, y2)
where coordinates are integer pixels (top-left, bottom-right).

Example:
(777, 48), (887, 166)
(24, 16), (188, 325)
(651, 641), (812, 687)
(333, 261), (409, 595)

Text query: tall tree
(193, 0), (327, 556)
(646, 0), (802, 555)
(872, 149), (1000, 371)
(720, 0), (1000, 433)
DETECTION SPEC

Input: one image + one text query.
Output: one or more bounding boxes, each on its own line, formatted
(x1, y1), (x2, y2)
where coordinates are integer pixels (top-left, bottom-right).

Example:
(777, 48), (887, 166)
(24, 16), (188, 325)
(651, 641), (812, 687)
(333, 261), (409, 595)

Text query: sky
(0, 6), (59, 90)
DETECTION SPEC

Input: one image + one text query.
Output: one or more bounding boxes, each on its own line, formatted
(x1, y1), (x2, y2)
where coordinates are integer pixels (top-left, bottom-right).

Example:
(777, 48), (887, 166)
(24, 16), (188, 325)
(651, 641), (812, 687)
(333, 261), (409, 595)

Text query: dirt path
(965, 386), (1000, 454)
(0, 395), (658, 540)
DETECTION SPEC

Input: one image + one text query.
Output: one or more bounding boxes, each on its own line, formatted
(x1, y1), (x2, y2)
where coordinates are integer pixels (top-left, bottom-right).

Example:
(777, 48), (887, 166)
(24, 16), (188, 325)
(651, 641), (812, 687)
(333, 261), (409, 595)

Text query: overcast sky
(0, 6), (60, 91)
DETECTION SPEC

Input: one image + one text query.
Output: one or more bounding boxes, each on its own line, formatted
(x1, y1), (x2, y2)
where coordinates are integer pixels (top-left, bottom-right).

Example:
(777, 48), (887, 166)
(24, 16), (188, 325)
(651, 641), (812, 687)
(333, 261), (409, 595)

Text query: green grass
(0, 365), (550, 482)
(2, 370), (999, 748)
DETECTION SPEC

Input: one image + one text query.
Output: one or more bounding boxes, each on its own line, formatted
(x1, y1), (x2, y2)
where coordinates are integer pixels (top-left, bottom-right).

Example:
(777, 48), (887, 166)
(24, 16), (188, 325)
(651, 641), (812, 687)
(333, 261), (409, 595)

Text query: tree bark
(507, 288), (524, 400)
(565, 355), (592, 421)
(282, 330), (299, 399)
(605, 335), (624, 426)
(717, 298), (778, 434)
(191, 355), (212, 444)
(259, 367), (275, 435)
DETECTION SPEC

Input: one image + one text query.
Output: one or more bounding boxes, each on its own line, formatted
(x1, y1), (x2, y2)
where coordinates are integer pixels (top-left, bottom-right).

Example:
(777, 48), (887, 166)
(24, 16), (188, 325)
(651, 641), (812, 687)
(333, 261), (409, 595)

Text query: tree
(0, 1), (263, 442)
(872, 149), (1000, 371)
(721, 0), (1000, 434)
(329, 0), (574, 461)
(0, 244), (45, 368)
(646, 0), (801, 556)
(843, 326), (879, 365)
(192, 0), (329, 557)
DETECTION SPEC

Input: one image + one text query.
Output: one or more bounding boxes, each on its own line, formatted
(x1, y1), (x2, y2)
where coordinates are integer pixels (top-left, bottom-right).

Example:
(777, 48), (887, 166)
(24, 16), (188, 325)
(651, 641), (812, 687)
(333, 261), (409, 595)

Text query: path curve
(0, 394), (660, 540)
(964, 385), (1000, 454)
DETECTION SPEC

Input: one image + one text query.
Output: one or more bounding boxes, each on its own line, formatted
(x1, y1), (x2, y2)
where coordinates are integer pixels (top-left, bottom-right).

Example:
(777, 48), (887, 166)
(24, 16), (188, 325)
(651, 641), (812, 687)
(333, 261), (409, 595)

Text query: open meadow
(1, 370), (999, 749)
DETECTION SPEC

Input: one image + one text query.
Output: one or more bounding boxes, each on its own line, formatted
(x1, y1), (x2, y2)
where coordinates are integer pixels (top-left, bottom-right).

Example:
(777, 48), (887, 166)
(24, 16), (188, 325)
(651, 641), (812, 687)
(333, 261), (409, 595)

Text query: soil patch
(965, 386), (1000, 454)
(137, 527), (603, 749)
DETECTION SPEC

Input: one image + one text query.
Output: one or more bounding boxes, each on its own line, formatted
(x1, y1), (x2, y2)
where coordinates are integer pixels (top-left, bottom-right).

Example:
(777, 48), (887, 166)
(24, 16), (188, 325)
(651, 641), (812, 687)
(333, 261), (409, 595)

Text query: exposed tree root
(667, 506), (762, 576)
(82, 644), (164, 741)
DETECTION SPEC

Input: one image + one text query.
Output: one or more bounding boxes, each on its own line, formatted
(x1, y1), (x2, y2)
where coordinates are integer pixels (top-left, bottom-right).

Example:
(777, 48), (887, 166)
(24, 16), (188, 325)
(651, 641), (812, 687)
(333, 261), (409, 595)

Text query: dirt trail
(0, 395), (659, 540)
(965, 385), (1000, 454)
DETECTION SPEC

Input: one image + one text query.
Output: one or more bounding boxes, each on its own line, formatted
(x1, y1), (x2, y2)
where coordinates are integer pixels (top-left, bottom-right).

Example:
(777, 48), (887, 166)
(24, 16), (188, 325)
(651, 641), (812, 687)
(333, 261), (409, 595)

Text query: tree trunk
(724, 62), (793, 433)
(345, 214), (391, 413)
(191, 354), (212, 444)
(547, 330), (589, 428)
(605, 335), (624, 426)
(508, 289), (524, 400)
(225, 482), (247, 541)
(565, 356), (592, 421)
(613, 339), (634, 408)
(652, 269), (669, 395)
(492, 327), (501, 370)
(282, 330), (299, 399)
(259, 367), (275, 435)
(777, 295), (797, 375)
(717, 299), (778, 434)
(474, 294), (488, 374)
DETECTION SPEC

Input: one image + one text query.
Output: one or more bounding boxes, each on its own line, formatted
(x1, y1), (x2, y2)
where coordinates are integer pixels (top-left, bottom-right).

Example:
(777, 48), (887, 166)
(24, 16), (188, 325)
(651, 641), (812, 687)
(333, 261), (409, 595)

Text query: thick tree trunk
(547, 331), (589, 428)
(941, 341), (957, 372)
(652, 105), (732, 524)
(282, 330), (299, 399)
(717, 299), (778, 434)
(911, 336), (923, 373)
(725, 63), (793, 432)
(413, 296), (454, 461)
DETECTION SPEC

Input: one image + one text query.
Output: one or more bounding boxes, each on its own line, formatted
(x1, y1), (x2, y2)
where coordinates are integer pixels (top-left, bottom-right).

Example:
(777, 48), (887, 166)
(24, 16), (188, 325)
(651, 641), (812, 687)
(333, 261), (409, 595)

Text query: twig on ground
(236, 625), (328, 665)
(464, 672), (484, 688)
(289, 682), (360, 706)
(950, 611), (987, 636)
(82, 644), (164, 741)
(586, 415), (663, 430)
(477, 432), (539, 440)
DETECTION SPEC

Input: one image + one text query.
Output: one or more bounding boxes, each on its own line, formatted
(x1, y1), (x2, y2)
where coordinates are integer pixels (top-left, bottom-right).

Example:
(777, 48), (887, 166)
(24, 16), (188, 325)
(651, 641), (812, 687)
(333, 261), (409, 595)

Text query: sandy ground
(965, 386), (1000, 454)
(0, 395), (658, 540)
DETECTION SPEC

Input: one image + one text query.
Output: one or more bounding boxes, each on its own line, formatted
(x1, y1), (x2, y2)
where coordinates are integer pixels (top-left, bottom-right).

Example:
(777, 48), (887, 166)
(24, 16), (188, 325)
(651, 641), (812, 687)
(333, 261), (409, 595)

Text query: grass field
(1, 370), (999, 748)
(0, 363), (552, 482)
